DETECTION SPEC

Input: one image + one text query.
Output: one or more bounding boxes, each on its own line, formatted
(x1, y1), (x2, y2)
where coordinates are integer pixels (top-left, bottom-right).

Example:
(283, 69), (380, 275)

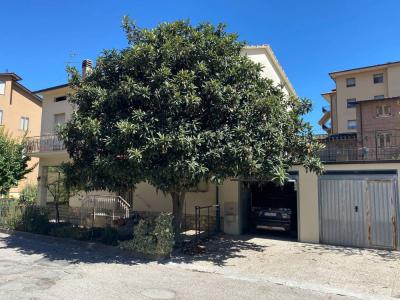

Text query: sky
(1, 0), (400, 133)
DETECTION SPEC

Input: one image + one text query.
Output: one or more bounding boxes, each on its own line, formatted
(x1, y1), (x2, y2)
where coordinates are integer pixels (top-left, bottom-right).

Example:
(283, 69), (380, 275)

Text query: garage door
(319, 173), (398, 250)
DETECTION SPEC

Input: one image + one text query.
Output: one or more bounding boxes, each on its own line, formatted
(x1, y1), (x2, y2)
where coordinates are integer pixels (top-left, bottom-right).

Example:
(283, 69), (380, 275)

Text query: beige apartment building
(0, 73), (42, 196)
(319, 61), (400, 134)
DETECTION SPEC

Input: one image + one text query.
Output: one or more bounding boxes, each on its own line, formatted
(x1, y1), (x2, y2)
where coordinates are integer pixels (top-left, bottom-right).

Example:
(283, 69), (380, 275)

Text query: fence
(194, 204), (220, 242)
(318, 130), (400, 162)
(25, 134), (65, 154)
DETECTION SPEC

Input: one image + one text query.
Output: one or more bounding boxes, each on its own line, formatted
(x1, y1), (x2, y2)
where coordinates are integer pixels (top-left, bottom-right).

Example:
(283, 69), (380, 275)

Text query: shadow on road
(171, 234), (268, 266)
(0, 233), (147, 266)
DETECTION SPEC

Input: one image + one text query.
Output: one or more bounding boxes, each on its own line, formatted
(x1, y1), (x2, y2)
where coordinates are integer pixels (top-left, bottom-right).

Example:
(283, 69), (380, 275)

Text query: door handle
(354, 206), (358, 212)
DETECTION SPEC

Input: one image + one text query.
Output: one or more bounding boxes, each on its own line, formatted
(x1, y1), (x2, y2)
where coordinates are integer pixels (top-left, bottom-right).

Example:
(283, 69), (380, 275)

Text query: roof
(0, 72), (42, 104)
(0, 73), (22, 81)
(321, 89), (336, 96)
(33, 83), (69, 94)
(243, 45), (297, 97)
(355, 96), (400, 104)
(329, 61), (400, 78)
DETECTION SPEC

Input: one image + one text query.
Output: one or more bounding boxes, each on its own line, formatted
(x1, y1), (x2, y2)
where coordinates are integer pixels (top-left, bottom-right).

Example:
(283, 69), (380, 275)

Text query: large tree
(0, 128), (33, 196)
(60, 18), (323, 239)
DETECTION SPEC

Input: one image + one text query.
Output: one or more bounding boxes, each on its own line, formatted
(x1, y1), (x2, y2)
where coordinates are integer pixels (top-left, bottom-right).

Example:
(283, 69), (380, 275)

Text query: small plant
(154, 213), (174, 255)
(119, 213), (174, 256)
(19, 184), (38, 205)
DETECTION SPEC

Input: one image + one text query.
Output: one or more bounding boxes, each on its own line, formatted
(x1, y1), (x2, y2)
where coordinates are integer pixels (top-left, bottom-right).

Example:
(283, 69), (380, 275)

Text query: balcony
(317, 131), (400, 163)
(25, 134), (66, 154)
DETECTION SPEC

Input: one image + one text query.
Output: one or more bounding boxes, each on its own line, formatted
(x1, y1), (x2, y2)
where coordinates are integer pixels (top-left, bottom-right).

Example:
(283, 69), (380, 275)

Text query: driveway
(0, 232), (398, 299)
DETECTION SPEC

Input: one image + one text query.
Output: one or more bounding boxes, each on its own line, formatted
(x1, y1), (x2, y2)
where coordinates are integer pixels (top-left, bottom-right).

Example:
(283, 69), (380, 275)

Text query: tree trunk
(171, 191), (185, 245)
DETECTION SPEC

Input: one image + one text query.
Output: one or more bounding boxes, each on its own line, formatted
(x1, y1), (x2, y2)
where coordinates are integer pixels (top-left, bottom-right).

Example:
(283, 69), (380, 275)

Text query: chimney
(82, 59), (93, 78)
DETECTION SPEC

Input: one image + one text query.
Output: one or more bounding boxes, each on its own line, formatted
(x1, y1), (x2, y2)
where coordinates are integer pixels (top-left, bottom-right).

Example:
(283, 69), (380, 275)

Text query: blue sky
(1, 0), (400, 133)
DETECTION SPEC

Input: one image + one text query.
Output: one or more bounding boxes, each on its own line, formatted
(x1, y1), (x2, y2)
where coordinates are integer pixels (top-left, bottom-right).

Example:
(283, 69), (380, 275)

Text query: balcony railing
(318, 147), (400, 162)
(25, 134), (65, 154)
(318, 130), (400, 162)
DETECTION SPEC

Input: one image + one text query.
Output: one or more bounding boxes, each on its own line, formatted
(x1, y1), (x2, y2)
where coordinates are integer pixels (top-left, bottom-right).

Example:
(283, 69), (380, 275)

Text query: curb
(0, 228), (169, 261)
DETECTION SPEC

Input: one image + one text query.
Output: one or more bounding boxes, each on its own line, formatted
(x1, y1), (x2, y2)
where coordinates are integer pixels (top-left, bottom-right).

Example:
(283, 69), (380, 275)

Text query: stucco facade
(0, 73), (42, 195)
(320, 61), (400, 134)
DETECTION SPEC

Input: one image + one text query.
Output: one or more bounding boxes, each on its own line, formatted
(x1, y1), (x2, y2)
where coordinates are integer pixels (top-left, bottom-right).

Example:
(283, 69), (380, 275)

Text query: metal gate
(319, 173), (398, 250)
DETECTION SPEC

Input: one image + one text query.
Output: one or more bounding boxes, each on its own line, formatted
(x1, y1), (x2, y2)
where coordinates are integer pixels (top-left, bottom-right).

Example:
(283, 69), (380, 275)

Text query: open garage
(241, 176), (298, 239)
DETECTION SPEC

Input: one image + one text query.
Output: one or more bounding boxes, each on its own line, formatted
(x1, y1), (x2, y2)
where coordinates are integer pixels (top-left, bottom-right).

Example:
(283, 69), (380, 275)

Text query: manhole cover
(141, 288), (176, 299)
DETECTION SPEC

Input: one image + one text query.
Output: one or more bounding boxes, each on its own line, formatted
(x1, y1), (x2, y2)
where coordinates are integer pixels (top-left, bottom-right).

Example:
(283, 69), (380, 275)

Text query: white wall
(38, 86), (73, 135)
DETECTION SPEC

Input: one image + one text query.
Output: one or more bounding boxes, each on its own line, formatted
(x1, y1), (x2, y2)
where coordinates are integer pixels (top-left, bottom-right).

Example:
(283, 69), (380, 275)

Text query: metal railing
(318, 130), (400, 162)
(80, 195), (131, 227)
(194, 204), (220, 242)
(25, 134), (65, 154)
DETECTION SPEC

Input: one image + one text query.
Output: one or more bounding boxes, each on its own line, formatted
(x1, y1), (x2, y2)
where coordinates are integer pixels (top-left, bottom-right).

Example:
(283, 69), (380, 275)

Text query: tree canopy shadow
(170, 234), (268, 266)
(0, 232), (148, 266)
(297, 242), (400, 262)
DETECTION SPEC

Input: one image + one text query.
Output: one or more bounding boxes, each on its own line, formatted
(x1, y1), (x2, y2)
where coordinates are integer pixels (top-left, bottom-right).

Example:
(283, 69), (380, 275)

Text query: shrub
(101, 226), (119, 245)
(21, 206), (50, 234)
(153, 213), (174, 255)
(19, 184), (38, 205)
(119, 213), (174, 256)
(0, 200), (23, 229)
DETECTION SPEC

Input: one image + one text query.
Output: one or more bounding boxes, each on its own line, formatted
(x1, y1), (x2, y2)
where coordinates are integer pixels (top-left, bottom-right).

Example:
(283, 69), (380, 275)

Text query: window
(347, 98), (357, 108)
(374, 95), (385, 100)
(346, 77), (356, 87)
(347, 120), (357, 130)
(55, 96), (67, 102)
(53, 113), (66, 132)
(377, 133), (391, 148)
(0, 81), (5, 95)
(373, 73), (384, 84)
(376, 105), (391, 117)
(20, 117), (29, 131)
(0, 110), (3, 125)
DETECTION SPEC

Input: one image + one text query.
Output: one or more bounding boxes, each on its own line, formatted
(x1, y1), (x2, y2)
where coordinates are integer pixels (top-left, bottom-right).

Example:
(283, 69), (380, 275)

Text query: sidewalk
(170, 235), (400, 299)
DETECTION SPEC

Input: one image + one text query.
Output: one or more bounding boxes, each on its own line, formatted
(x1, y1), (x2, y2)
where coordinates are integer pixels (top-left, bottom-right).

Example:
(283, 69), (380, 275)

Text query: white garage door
(319, 173), (398, 250)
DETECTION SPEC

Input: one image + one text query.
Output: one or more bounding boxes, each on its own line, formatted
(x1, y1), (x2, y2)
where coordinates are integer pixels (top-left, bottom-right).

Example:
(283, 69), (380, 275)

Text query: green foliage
(119, 213), (174, 255)
(46, 167), (72, 204)
(60, 18), (322, 195)
(0, 202), (50, 234)
(153, 213), (175, 255)
(0, 128), (34, 196)
(0, 200), (22, 229)
(19, 184), (38, 205)
(20, 206), (50, 234)
(101, 226), (119, 245)
(49, 225), (90, 240)
(60, 18), (323, 239)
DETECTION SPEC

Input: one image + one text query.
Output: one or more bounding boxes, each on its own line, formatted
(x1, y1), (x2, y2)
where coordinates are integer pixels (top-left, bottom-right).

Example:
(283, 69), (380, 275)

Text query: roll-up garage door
(319, 173), (398, 250)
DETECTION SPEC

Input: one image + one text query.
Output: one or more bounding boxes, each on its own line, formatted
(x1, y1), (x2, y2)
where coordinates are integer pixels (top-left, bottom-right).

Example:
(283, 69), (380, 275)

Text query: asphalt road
(0, 232), (358, 300)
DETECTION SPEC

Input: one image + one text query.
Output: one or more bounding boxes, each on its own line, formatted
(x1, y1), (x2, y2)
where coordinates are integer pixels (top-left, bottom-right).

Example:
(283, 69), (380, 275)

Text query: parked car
(252, 207), (292, 232)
